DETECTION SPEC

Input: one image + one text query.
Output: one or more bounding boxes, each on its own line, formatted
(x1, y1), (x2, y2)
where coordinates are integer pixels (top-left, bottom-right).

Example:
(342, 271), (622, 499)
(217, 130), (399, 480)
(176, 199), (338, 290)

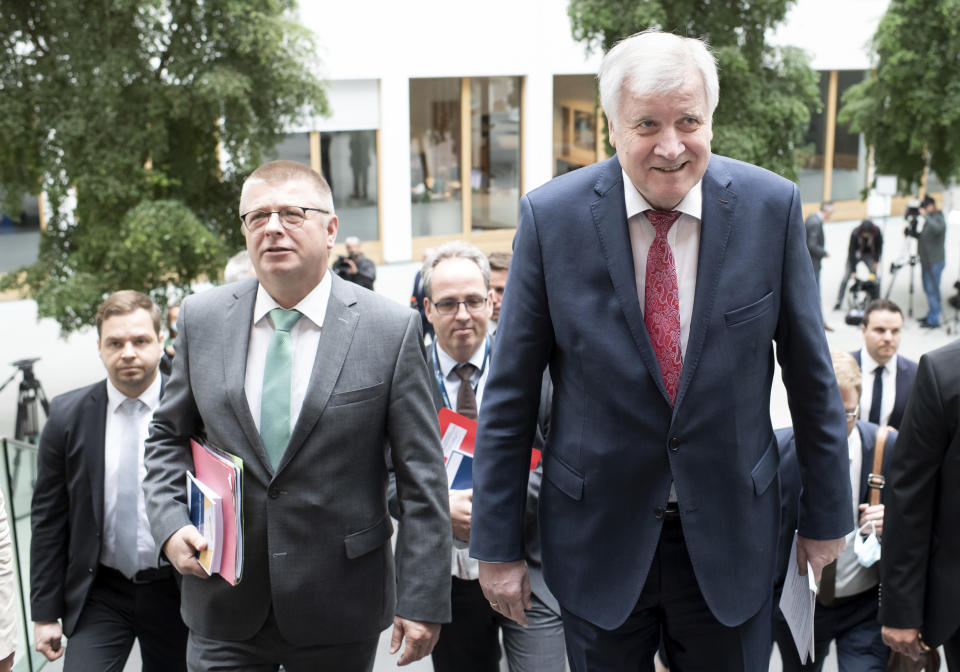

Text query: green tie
(260, 308), (302, 469)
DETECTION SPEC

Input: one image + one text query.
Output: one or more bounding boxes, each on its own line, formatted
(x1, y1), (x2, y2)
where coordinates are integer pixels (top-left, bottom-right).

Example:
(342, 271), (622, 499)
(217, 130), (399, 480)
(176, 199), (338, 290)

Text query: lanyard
(432, 336), (490, 409)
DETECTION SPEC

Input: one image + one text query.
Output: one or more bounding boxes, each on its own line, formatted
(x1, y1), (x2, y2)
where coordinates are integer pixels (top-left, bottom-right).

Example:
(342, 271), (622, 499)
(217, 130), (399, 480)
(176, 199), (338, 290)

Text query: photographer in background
(835, 219), (883, 310)
(914, 196), (946, 328)
(332, 236), (376, 290)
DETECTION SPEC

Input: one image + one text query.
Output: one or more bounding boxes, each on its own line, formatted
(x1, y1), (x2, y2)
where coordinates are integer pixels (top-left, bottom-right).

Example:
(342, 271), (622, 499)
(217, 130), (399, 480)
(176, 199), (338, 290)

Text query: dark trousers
(773, 586), (887, 672)
(561, 515), (773, 672)
(943, 627), (960, 671)
(187, 607), (378, 672)
(431, 576), (500, 672)
(64, 565), (187, 672)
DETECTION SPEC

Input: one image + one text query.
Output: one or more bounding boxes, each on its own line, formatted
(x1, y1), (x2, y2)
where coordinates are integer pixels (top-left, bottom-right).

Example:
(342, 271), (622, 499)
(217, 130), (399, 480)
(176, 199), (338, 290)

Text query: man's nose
(120, 342), (137, 358)
(263, 211), (285, 235)
(455, 302), (472, 319)
(654, 126), (684, 160)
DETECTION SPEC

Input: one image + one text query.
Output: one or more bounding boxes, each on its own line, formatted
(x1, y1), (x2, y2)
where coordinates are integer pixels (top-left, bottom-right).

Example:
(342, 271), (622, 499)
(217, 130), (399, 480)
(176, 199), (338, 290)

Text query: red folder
(190, 439), (242, 585)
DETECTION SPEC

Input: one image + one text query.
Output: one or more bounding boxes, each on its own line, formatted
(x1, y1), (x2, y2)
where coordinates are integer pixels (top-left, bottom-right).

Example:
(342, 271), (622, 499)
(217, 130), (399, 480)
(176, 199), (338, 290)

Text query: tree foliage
(838, 0), (960, 192)
(0, 0), (327, 332)
(568, 0), (820, 181)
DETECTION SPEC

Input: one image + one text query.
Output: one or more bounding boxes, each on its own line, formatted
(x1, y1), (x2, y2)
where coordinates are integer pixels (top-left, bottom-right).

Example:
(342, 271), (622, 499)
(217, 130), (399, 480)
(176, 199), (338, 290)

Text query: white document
(440, 423), (467, 462)
(778, 531), (818, 664)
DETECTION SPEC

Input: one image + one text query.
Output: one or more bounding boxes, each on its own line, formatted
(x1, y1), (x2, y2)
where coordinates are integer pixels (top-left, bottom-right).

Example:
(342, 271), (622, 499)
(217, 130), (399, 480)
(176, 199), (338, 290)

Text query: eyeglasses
(845, 405), (860, 420)
(431, 296), (488, 315)
(239, 206), (329, 232)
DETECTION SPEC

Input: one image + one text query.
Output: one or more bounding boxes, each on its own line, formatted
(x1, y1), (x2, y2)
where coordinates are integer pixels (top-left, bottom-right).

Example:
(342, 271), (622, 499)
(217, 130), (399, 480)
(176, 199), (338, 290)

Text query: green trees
(838, 0), (960, 192)
(567, 0), (820, 180)
(0, 0), (326, 331)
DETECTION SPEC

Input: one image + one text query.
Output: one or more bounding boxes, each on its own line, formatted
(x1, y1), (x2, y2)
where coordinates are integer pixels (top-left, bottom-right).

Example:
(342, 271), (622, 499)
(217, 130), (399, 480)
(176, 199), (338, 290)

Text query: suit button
(268, 486), (280, 499)
(88, 568), (94, 573)
(653, 507), (664, 519)
(669, 437), (681, 452)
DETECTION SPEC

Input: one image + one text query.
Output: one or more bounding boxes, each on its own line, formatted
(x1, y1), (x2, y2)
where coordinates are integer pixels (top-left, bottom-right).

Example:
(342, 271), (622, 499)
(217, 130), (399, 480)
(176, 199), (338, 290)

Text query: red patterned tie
(644, 209), (683, 405)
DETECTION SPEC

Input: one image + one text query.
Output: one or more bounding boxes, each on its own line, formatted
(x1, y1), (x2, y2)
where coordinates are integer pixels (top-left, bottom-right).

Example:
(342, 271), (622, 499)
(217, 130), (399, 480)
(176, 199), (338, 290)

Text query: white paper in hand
(778, 531), (818, 663)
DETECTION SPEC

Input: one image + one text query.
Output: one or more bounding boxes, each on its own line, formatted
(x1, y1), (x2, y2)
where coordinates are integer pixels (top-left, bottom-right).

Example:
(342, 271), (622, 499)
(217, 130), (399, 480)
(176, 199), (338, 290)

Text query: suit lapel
(277, 276), (359, 472)
(221, 281), (266, 466)
(675, 158), (736, 411)
(86, 381), (108, 531)
(590, 158), (669, 402)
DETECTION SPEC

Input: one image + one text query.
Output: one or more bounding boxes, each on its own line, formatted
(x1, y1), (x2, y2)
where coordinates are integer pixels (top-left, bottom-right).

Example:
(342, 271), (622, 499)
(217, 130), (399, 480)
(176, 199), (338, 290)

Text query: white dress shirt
(435, 339), (489, 580)
(244, 272), (332, 434)
(624, 171), (702, 357)
(859, 350), (897, 427)
(102, 375), (162, 572)
(834, 426), (879, 597)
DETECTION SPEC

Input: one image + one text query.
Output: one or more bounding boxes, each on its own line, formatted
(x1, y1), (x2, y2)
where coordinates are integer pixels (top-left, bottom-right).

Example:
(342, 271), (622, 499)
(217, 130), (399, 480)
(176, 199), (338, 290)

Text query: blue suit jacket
(851, 349), (918, 430)
(470, 154), (852, 630)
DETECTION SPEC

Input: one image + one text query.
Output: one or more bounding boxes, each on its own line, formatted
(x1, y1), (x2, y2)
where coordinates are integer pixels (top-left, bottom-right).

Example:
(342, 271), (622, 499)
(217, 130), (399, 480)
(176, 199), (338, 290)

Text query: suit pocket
(751, 439), (780, 496)
(328, 380), (385, 407)
(543, 453), (584, 501)
(344, 514), (394, 559)
(724, 291), (774, 327)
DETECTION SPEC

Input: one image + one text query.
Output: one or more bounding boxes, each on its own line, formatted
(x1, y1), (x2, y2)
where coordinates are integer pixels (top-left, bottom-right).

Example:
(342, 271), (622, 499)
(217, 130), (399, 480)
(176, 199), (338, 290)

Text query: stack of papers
(186, 472), (223, 575)
(189, 438), (244, 585)
(779, 531), (818, 664)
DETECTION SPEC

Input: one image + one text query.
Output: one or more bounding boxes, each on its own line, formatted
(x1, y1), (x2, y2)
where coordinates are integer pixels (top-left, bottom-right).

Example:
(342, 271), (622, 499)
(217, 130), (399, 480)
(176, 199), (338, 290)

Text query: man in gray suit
(143, 160), (452, 671)
(916, 195), (946, 328)
(806, 201), (834, 330)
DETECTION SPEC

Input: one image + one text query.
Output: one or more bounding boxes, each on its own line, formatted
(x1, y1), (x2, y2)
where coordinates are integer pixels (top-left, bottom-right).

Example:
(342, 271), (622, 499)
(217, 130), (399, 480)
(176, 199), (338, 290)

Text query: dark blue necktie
(868, 366), (883, 425)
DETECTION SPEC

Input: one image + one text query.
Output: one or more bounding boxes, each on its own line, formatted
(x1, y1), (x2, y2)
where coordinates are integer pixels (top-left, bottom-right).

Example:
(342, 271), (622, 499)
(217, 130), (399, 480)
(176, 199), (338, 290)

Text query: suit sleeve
(30, 400), (71, 622)
(471, 194), (554, 562)
(879, 353), (946, 628)
(777, 186), (853, 541)
(143, 297), (204, 557)
(388, 312), (452, 623)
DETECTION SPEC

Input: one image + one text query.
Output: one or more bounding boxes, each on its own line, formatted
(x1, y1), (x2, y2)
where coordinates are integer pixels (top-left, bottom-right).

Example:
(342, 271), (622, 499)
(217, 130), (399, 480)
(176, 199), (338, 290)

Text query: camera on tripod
(903, 199), (921, 239)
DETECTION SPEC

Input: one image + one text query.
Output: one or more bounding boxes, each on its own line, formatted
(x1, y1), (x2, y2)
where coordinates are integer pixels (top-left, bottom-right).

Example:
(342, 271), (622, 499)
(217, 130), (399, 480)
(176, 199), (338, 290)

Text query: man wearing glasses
(417, 241), (566, 672)
(773, 351), (895, 671)
(143, 160), (451, 670)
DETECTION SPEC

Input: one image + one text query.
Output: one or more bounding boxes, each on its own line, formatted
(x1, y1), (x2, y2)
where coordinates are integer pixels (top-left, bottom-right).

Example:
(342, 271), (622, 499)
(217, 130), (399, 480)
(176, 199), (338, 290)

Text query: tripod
(884, 234), (919, 318)
(0, 358), (50, 496)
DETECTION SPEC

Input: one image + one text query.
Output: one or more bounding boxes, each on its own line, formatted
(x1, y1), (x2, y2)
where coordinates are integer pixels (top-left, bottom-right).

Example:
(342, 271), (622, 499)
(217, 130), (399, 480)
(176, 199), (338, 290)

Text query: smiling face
(98, 308), (162, 398)
(240, 177), (338, 308)
(609, 71), (712, 210)
(425, 257), (493, 363)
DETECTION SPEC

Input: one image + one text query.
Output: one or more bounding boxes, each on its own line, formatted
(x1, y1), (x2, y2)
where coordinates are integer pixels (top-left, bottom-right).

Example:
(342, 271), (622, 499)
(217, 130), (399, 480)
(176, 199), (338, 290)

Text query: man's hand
(883, 627), (929, 661)
(449, 489), (472, 541)
(479, 559), (531, 626)
(0, 651), (12, 672)
(796, 535), (846, 582)
(162, 525), (209, 578)
(858, 503), (884, 538)
(389, 617), (440, 666)
(34, 621), (64, 661)
(343, 258), (358, 274)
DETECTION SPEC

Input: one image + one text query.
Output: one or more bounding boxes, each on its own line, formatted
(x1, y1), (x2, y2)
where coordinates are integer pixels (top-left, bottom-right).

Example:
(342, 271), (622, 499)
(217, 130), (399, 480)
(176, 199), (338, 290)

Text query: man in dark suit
(143, 161), (451, 670)
(31, 290), (187, 670)
(415, 241), (565, 672)
(880, 339), (960, 667)
(773, 351), (896, 671)
(410, 247), (435, 341)
(470, 31), (852, 672)
(851, 299), (917, 430)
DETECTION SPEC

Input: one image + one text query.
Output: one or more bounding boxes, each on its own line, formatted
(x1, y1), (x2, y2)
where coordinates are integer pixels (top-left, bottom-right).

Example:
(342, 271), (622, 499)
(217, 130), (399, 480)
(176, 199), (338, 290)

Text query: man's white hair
(598, 30), (719, 130)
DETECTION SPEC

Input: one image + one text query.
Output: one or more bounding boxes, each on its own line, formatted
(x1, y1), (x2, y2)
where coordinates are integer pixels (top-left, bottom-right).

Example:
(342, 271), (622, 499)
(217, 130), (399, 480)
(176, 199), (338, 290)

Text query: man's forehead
(240, 177), (321, 209)
(867, 310), (903, 329)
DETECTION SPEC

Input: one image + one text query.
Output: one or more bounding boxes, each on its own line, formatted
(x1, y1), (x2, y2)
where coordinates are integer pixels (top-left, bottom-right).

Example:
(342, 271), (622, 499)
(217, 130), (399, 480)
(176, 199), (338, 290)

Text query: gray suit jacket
(144, 276), (452, 644)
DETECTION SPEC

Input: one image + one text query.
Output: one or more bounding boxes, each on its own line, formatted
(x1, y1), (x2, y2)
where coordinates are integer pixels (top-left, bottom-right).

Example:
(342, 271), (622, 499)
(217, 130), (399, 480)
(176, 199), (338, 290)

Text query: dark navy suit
(851, 349), (918, 430)
(470, 154), (852, 670)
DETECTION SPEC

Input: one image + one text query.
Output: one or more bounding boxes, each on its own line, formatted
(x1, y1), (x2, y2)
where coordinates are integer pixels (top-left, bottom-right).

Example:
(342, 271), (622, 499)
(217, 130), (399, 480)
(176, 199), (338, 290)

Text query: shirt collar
(436, 338), (488, 379)
(253, 271), (332, 329)
(622, 170), (703, 222)
(861, 348), (896, 375)
(105, 372), (162, 414)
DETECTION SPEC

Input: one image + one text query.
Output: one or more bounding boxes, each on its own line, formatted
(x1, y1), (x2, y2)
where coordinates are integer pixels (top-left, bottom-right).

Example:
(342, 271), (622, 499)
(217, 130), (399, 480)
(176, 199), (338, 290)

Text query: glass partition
(469, 77), (521, 231)
(321, 130), (379, 242)
(410, 78), (462, 236)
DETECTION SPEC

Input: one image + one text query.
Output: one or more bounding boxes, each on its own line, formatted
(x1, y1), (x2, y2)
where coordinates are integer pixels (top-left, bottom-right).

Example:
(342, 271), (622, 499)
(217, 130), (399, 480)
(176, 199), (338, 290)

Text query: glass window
(321, 130), (378, 242)
(0, 192), (41, 273)
(266, 132), (311, 166)
(831, 71), (868, 201)
(798, 72), (827, 204)
(553, 75), (600, 176)
(470, 77), (521, 231)
(410, 78), (462, 237)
